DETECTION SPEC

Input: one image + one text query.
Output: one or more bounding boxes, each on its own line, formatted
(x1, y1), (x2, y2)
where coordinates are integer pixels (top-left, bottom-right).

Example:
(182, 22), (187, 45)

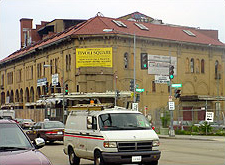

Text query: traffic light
(116, 90), (120, 97)
(136, 94), (140, 102)
(130, 79), (134, 91)
(169, 65), (174, 79)
(45, 82), (49, 94)
(141, 53), (148, 69)
(174, 89), (181, 98)
(65, 84), (68, 95)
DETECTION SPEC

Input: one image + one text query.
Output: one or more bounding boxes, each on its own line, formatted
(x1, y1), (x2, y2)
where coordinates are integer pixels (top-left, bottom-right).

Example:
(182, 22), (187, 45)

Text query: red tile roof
(1, 16), (224, 64)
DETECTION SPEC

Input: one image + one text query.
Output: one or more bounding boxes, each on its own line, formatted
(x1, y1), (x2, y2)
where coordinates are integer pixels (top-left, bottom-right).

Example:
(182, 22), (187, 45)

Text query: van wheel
(143, 161), (158, 165)
(69, 148), (80, 165)
(94, 150), (104, 165)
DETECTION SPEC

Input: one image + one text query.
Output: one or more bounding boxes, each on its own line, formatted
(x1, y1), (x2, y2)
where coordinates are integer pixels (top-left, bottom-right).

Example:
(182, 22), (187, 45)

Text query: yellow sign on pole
(76, 47), (112, 68)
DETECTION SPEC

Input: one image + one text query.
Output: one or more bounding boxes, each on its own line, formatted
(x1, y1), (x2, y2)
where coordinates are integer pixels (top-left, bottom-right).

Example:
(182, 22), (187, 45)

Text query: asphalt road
(40, 138), (225, 165)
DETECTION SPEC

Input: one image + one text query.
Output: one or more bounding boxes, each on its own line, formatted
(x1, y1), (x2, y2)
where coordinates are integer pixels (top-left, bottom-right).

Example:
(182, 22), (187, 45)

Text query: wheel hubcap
(96, 157), (100, 165)
(70, 152), (74, 164)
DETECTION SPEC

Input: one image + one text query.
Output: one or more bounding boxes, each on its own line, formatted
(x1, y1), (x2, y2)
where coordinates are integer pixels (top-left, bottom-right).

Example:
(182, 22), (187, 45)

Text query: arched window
(69, 54), (71, 71)
(10, 90), (14, 103)
(185, 58), (189, 73)
(15, 90), (19, 102)
(196, 59), (200, 73)
(66, 55), (69, 71)
(36, 87), (41, 99)
(215, 60), (219, 79)
(30, 87), (34, 102)
(25, 88), (29, 103)
(20, 89), (23, 102)
(190, 58), (194, 73)
(201, 59), (205, 73)
(124, 53), (128, 69)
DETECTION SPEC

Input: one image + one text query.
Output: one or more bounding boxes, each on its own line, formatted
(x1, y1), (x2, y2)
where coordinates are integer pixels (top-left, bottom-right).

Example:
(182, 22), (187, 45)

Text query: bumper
(45, 135), (64, 141)
(102, 150), (161, 164)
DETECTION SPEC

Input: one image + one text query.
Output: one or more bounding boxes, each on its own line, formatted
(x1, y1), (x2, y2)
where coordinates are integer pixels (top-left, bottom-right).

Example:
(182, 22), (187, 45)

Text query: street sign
(169, 96), (173, 102)
(132, 103), (138, 111)
(205, 112), (214, 122)
(136, 88), (145, 92)
(171, 84), (182, 88)
(168, 101), (175, 110)
(52, 74), (59, 86)
(155, 75), (170, 84)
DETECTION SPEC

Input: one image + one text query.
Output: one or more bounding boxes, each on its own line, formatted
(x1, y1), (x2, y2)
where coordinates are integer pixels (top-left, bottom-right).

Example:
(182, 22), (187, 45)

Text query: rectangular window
(16, 69), (22, 83)
(112, 20), (127, 28)
(77, 85), (80, 92)
(37, 63), (41, 78)
(1, 74), (4, 86)
(152, 81), (156, 92)
(134, 23), (149, 31)
(55, 58), (58, 73)
(50, 60), (53, 75)
(31, 66), (33, 79)
(182, 30), (196, 37)
(7, 72), (13, 84)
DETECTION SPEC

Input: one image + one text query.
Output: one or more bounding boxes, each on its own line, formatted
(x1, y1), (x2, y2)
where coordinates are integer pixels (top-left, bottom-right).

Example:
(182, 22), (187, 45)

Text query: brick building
(0, 13), (225, 124)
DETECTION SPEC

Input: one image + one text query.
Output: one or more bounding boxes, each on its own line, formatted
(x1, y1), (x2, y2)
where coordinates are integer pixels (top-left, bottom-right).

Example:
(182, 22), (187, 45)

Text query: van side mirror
(87, 116), (92, 129)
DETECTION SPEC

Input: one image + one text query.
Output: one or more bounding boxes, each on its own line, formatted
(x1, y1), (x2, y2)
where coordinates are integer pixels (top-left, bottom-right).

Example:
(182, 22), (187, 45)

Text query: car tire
(142, 161), (158, 165)
(69, 148), (80, 165)
(94, 150), (105, 165)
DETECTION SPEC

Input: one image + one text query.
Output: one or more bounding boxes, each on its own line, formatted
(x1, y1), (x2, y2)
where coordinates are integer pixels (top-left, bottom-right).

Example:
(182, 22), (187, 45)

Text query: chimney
(20, 18), (33, 48)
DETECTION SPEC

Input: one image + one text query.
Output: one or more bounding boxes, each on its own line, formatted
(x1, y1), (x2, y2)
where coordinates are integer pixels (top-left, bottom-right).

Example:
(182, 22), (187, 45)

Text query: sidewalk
(158, 134), (225, 142)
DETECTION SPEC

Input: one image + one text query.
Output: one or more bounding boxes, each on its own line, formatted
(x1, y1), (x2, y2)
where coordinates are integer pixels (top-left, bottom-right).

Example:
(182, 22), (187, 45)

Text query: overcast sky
(0, 0), (224, 60)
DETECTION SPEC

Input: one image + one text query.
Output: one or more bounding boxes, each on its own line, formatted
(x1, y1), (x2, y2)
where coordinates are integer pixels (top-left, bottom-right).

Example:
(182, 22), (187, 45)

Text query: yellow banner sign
(76, 47), (112, 68)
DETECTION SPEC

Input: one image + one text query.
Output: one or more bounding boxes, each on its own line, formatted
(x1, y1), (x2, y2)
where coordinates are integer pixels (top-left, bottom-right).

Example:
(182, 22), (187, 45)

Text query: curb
(158, 135), (223, 141)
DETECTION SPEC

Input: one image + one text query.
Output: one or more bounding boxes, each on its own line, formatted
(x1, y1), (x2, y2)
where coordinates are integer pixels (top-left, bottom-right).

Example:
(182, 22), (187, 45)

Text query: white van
(0, 109), (15, 120)
(63, 107), (161, 165)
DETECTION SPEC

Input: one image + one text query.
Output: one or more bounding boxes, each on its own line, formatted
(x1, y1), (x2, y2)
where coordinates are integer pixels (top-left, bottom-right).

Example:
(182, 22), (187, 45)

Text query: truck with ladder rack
(63, 106), (161, 165)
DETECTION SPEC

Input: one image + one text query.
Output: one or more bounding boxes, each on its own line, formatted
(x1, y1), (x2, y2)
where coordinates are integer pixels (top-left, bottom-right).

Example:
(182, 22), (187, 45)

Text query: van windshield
(98, 113), (151, 130)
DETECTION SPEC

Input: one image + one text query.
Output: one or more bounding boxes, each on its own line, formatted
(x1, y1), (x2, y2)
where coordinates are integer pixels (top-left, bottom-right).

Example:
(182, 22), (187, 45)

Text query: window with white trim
(112, 20), (127, 27)
(134, 23), (149, 30)
(183, 30), (196, 37)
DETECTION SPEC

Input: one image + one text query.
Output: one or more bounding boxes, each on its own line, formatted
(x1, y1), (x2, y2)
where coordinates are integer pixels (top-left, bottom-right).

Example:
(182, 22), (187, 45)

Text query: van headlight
(152, 140), (160, 147)
(103, 141), (117, 148)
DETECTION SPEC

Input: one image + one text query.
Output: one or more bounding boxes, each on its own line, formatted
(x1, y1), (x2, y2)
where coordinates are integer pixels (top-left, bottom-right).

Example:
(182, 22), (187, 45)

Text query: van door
(85, 116), (103, 159)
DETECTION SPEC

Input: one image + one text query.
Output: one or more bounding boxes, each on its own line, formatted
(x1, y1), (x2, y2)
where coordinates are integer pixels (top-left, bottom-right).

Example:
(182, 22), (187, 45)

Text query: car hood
(0, 149), (51, 165)
(102, 129), (159, 141)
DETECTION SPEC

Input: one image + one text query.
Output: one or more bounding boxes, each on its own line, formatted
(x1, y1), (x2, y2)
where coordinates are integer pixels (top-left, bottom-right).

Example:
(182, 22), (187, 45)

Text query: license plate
(57, 132), (63, 135)
(132, 156), (141, 162)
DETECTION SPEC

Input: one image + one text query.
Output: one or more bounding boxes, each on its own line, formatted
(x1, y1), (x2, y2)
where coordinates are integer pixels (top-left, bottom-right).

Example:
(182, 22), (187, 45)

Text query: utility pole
(133, 33), (136, 103)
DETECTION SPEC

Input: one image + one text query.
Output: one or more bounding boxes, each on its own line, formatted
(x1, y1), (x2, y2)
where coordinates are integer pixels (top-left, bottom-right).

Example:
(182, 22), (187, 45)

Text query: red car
(0, 119), (52, 165)
(26, 121), (64, 143)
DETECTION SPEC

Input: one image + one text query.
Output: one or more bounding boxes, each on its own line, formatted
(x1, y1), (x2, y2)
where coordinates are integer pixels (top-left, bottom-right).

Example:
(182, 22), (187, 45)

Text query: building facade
(0, 14), (225, 124)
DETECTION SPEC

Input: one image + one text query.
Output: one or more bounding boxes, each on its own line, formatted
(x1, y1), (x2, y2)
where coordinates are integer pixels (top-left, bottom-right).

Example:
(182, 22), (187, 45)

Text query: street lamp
(43, 64), (66, 123)
(103, 29), (136, 103)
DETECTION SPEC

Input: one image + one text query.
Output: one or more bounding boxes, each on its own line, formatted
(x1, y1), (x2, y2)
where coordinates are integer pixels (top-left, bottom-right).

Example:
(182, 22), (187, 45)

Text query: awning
(36, 98), (62, 105)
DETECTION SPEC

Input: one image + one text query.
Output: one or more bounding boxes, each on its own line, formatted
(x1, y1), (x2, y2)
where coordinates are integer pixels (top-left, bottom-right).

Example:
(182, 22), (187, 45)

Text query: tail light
(45, 131), (57, 135)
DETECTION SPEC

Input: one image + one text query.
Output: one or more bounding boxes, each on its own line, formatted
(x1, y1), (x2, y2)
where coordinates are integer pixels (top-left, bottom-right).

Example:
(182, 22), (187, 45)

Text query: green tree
(199, 121), (212, 135)
(160, 109), (170, 128)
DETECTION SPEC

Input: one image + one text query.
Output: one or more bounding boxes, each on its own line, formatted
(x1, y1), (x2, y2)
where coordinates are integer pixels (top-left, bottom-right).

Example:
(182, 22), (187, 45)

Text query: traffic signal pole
(169, 51), (175, 137)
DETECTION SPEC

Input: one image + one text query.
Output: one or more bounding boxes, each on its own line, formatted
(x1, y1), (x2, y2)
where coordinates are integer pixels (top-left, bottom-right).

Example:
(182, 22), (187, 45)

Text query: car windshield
(0, 123), (33, 150)
(44, 121), (64, 129)
(23, 119), (32, 122)
(99, 113), (152, 130)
